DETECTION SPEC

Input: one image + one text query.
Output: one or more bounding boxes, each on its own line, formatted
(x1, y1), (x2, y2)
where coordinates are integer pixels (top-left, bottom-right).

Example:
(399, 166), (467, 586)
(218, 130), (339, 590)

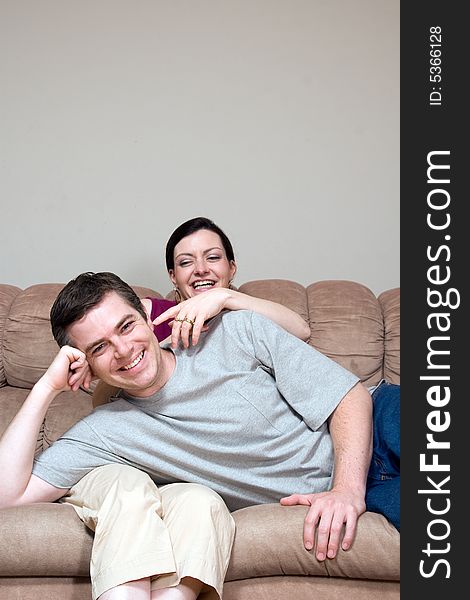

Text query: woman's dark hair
(50, 272), (147, 347)
(165, 217), (235, 271)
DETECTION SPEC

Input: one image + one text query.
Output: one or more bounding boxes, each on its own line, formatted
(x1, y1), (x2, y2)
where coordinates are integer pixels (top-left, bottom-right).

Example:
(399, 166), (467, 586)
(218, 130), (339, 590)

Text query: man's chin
(97, 374), (144, 394)
(115, 375), (158, 398)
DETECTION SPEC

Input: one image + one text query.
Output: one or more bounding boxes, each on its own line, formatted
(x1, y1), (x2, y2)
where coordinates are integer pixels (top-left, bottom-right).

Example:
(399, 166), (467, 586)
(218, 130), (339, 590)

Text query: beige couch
(0, 278), (400, 600)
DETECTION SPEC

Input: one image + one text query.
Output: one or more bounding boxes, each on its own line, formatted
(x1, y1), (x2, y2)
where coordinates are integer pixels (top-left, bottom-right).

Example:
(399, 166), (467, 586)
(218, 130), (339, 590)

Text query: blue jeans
(365, 381), (400, 531)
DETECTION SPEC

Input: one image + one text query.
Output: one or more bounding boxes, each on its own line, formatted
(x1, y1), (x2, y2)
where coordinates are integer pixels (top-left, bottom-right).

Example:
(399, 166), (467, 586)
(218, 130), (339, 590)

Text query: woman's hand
(153, 289), (232, 348)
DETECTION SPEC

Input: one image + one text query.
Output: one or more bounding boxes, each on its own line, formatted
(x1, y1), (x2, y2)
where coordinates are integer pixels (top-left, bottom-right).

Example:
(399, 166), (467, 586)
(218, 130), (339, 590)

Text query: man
(0, 272), (372, 598)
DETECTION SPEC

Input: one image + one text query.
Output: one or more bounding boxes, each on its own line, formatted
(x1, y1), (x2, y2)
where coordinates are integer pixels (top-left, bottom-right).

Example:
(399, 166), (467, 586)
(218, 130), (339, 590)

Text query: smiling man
(0, 271), (373, 600)
(66, 290), (174, 397)
(0, 273), (235, 600)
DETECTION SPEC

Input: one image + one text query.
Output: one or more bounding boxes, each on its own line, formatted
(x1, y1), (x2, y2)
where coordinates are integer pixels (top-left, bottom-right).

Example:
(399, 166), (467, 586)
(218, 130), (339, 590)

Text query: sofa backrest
(238, 279), (399, 386)
(0, 284), (21, 388)
(0, 279), (399, 391)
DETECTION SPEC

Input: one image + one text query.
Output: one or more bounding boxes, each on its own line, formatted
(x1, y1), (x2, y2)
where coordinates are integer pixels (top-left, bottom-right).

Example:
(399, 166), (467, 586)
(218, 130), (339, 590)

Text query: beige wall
(0, 0), (399, 295)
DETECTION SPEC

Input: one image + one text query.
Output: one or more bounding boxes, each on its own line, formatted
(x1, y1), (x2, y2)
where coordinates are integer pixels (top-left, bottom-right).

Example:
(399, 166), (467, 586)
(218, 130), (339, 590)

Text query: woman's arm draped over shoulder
(153, 288), (310, 348)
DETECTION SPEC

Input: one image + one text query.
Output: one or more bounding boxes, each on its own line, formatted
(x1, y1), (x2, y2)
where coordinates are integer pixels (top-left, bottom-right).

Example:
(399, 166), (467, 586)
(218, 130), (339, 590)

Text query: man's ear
(141, 298), (152, 324)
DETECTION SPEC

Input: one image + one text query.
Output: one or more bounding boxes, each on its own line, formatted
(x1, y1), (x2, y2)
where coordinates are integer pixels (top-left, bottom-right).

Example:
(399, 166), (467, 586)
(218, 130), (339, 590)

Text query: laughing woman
(148, 216), (308, 347)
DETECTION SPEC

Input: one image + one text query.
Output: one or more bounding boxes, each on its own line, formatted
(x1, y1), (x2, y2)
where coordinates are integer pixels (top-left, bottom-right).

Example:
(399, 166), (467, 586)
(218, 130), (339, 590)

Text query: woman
(93, 216), (310, 405)
(154, 216), (310, 348)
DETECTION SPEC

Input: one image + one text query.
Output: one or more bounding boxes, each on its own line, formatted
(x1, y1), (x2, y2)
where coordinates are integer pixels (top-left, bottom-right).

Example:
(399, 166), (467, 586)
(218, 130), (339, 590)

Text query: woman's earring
(174, 287), (182, 303)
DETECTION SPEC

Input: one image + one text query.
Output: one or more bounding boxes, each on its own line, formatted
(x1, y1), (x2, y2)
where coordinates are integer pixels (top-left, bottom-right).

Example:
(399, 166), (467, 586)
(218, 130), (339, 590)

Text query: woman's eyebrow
(174, 247), (223, 260)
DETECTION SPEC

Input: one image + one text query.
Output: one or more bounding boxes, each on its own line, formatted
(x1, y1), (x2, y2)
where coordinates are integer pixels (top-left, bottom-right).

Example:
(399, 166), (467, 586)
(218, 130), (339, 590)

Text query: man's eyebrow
(174, 247), (223, 260)
(84, 314), (135, 354)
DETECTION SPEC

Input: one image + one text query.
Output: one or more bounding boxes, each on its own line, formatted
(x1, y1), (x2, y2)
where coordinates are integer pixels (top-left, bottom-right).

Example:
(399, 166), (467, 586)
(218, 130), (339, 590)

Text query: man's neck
(158, 347), (177, 387)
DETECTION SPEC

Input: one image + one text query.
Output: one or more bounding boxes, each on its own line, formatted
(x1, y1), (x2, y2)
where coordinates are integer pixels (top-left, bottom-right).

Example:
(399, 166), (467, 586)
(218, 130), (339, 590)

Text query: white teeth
(122, 351), (144, 371)
(193, 280), (215, 289)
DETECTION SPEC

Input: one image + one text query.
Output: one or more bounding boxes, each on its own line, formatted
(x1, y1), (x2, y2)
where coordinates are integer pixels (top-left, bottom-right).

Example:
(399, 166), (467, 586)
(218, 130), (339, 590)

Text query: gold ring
(184, 318), (195, 326)
(174, 317), (184, 323)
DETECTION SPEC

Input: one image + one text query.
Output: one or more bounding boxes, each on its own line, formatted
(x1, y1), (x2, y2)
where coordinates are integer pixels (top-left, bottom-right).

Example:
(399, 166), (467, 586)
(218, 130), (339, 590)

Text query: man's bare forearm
(328, 381), (373, 498)
(0, 345), (89, 507)
(0, 380), (59, 507)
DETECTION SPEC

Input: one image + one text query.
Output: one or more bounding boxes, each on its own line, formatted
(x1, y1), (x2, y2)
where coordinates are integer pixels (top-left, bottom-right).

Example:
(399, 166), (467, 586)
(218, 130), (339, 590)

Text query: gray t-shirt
(33, 310), (359, 511)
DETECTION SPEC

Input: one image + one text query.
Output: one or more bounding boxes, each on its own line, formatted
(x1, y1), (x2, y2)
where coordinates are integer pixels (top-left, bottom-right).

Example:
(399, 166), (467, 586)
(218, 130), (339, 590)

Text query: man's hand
(41, 345), (92, 393)
(283, 382), (371, 560)
(280, 487), (366, 560)
(0, 345), (91, 508)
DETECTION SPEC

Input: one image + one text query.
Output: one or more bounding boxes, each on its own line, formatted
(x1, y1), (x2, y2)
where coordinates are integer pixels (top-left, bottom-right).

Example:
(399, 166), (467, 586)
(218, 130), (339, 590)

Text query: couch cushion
(3, 284), (64, 389)
(0, 285), (21, 388)
(306, 281), (384, 386)
(0, 503), (399, 582)
(378, 288), (400, 384)
(42, 390), (94, 450)
(0, 386), (92, 457)
(0, 386), (38, 448)
(0, 503), (92, 577)
(237, 279), (309, 324)
(224, 576), (399, 600)
(0, 578), (92, 600)
(227, 504), (399, 582)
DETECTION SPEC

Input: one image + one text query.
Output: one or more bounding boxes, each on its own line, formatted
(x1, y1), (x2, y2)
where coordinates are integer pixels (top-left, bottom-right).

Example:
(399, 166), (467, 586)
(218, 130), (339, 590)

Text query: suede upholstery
(0, 279), (400, 600)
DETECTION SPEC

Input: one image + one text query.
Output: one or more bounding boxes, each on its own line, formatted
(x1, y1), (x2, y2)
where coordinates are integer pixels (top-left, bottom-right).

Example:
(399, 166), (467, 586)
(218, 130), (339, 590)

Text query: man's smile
(120, 350), (145, 371)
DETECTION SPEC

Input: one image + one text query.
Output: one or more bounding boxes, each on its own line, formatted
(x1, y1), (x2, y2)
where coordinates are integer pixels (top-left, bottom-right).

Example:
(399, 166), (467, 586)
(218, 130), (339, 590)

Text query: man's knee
(101, 464), (155, 490)
(175, 482), (224, 502)
(69, 464), (160, 511)
(164, 483), (233, 523)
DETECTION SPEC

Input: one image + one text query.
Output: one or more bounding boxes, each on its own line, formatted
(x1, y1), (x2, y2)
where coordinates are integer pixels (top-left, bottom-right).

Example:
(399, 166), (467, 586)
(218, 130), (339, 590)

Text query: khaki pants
(63, 464), (235, 600)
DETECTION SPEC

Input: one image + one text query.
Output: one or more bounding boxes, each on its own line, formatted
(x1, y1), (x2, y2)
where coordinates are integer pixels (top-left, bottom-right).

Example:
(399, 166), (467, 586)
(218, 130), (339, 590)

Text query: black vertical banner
(401, 2), (466, 598)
